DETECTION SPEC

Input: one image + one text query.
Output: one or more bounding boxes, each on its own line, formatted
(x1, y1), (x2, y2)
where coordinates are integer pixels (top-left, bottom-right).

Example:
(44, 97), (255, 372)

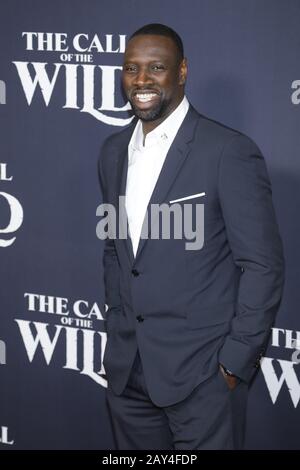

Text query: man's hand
(219, 364), (239, 390)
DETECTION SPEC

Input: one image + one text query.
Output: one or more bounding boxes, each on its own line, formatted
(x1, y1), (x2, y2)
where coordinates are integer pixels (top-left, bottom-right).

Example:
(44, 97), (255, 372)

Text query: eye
(123, 64), (137, 73)
(151, 64), (165, 71)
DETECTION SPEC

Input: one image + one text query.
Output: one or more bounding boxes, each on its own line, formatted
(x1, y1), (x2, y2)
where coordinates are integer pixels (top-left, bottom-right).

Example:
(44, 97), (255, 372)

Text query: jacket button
(136, 315), (144, 322)
(132, 269), (140, 277)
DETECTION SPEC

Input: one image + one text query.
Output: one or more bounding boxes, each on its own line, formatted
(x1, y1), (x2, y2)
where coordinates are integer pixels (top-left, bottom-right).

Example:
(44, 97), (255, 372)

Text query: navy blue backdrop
(0, 0), (299, 449)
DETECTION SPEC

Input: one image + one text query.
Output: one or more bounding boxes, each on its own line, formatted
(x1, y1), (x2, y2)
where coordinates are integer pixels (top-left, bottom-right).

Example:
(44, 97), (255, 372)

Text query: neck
(141, 95), (184, 137)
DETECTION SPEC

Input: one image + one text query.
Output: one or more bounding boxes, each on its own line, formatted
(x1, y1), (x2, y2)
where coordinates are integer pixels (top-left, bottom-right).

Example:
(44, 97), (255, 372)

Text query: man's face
(122, 34), (187, 122)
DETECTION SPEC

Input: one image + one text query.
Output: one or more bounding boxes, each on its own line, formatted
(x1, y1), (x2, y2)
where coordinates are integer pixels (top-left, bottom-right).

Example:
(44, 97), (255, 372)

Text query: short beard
(130, 96), (172, 122)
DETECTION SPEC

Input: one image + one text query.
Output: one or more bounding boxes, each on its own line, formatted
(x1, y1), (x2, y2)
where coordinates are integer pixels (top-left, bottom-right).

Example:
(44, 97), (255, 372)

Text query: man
(98, 23), (284, 450)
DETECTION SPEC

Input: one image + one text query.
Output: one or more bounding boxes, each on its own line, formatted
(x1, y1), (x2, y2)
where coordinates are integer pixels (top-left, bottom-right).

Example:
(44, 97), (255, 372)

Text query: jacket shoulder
(98, 118), (136, 177)
(193, 108), (262, 155)
(101, 118), (137, 152)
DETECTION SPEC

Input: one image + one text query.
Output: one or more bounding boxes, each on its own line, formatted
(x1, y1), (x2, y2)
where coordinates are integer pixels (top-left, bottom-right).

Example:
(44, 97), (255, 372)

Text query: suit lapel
(115, 124), (136, 265)
(135, 106), (200, 261)
(114, 106), (200, 265)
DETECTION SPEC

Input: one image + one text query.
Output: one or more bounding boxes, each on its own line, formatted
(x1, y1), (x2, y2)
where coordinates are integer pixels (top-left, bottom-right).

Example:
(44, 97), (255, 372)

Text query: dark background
(0, 0), (299, 449)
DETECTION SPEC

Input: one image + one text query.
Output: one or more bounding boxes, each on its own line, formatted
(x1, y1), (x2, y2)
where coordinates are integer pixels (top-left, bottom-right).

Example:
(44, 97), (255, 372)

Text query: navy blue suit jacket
(98, 105), (285, 407)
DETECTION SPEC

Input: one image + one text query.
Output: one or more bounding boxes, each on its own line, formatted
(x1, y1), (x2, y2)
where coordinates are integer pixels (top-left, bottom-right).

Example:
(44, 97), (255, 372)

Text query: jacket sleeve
(218, 134), (285, 382)
(98, 140), (122, 317)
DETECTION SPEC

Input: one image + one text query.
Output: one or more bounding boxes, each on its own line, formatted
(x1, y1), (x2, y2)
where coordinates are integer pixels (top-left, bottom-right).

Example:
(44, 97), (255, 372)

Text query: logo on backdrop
(15, 292), (108, 387)
(0, 163), (24, 247)
(0, 80), (6, 104)
(13, 32), (133, 126)
(291, 80), (300, 104)
(261, 327), (300, 407)
(0, 339), (6, 365)
(0, 426), (14, 446)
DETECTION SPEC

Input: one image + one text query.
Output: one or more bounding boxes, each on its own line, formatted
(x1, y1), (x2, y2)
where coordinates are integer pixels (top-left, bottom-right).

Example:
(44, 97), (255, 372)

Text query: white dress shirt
(125, 96), (190, 256)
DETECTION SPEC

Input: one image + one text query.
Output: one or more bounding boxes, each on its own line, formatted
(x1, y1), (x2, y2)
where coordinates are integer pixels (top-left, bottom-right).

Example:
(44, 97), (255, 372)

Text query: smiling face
(122, 34), (187, 132)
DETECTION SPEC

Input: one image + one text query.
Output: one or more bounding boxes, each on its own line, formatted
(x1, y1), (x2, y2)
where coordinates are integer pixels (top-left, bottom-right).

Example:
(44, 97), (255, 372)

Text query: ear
(179, 58), (187, 85)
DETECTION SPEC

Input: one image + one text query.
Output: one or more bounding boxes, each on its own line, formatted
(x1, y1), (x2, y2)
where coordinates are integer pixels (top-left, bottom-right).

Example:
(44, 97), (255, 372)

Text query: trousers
(105, 349), (248, 450)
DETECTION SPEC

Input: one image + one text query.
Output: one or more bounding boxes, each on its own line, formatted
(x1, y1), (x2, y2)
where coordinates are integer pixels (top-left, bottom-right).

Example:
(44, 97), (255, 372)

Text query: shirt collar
(129, 95), (190, 153)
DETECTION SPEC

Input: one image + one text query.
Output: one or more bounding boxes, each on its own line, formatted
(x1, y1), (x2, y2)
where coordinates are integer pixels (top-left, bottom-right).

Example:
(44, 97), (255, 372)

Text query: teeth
(135, 93), (157, 102)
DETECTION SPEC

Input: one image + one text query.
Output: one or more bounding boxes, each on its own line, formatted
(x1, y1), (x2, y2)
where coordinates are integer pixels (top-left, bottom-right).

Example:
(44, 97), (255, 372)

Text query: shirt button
(136, 315), (144, 322)
(131, 269), (140, 277)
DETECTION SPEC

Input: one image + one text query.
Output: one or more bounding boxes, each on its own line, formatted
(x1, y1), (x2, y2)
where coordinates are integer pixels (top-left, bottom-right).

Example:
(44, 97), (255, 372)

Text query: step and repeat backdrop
(0, 0), (299, 450)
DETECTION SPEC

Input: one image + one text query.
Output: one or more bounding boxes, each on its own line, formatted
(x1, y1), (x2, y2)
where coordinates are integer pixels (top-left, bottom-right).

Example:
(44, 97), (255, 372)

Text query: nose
(133, 68), (152, 87)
